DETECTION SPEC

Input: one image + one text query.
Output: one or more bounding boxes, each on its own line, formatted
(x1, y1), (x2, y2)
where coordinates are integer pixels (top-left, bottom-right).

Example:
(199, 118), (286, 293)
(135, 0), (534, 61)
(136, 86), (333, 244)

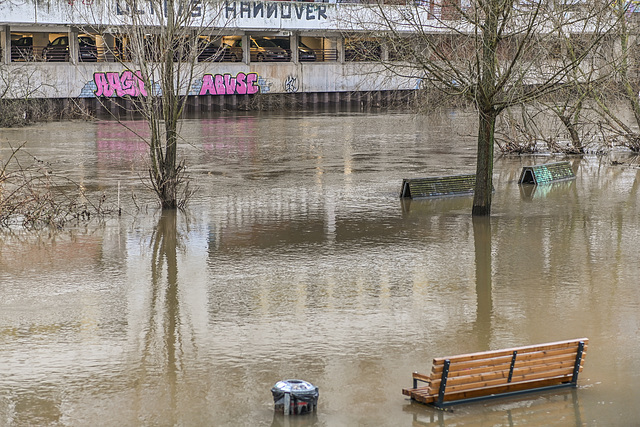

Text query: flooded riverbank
(1, 111), (639, 426)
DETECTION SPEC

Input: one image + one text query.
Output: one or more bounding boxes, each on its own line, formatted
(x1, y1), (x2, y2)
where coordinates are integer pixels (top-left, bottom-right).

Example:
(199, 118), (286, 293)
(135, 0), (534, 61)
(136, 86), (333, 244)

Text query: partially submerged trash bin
(271, 379), (319, 415)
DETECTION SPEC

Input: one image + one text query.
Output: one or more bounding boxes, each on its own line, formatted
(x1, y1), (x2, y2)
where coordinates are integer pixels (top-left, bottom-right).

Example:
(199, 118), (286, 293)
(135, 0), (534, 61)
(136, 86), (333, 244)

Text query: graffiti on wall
(284, 76), (298, 93)
(199, 72), (259, 95)
(224, 1), (328, 21)
(115, 0), (203, 17)
(94, 71), (148, 97)
(87, 71), (260, 98)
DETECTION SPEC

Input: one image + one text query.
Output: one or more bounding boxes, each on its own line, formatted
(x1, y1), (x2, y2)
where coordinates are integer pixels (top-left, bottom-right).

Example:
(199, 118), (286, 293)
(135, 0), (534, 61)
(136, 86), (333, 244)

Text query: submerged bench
(400, 174), (476, 199)
(402, 338), (588, 408)
(518, 161), (576, 185)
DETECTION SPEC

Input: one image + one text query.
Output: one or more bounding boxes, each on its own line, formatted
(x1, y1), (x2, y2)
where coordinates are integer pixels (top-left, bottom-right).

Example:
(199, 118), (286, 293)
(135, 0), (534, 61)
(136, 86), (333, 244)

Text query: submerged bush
(0, 143), (113, 229)
(0, 98), (92, 128)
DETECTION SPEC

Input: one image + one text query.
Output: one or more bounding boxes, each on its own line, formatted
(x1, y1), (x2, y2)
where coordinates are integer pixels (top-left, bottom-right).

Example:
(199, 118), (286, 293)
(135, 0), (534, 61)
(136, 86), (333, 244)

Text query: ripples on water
(1, 111), (640, 425)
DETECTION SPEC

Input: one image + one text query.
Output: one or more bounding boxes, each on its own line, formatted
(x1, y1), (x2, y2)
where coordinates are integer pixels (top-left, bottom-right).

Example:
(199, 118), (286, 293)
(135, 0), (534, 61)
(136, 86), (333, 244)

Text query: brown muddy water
(1, 110), (640, 426)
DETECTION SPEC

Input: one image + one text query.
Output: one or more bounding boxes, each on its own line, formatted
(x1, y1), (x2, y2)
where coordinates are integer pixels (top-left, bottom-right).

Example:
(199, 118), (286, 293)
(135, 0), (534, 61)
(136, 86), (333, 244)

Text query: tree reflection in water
(141, 210), (181, 425)
(405, 388), (583, 426)
(473, 216), (492, 351)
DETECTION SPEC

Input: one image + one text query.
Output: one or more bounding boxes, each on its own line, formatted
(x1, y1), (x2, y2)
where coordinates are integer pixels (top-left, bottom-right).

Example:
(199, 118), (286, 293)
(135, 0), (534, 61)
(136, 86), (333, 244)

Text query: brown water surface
(1, 111), (639, 426)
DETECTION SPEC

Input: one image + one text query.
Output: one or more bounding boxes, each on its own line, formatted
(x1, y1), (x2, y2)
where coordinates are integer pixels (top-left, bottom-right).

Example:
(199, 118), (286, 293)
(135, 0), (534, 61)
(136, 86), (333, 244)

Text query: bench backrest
(426, 338), (588, 406)
(400, 174), (476, 198)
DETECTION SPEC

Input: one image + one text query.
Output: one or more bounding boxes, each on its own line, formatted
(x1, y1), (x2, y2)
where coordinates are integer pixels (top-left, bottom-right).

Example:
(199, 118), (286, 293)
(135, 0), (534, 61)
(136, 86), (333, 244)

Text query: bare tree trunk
(473, 106), (497, 216)
(559, 114), (584, 153)
(472, 3), (499, 217)
(620, 18), (640, 128)
(143, 0), (189, 210)
(160, 124), (179, 209)
(592, 9), (640, 152)
(159, 0), (179, 209)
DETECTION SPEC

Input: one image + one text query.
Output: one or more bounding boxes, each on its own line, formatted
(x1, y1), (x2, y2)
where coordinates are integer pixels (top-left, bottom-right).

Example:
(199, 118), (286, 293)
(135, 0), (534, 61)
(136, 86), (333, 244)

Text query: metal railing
(311, 49), (338, 62)
(4, 45), (344, 64)
(7, 45), (100, 62)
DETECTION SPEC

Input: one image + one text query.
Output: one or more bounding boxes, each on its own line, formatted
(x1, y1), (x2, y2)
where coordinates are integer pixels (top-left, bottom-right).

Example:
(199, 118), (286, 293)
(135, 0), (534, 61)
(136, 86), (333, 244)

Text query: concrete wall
(1, 61), (419, 99)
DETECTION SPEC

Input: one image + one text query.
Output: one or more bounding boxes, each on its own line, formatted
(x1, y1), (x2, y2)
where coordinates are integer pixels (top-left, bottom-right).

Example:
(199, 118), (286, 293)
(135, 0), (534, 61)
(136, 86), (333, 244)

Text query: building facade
(0, 0), (438, 108)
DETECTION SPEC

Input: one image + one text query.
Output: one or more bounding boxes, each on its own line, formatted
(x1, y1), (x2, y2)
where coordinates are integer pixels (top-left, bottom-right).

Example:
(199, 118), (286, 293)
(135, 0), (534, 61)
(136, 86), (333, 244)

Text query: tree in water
(74, 0), (224, 208)
(346, 0), (615, 215)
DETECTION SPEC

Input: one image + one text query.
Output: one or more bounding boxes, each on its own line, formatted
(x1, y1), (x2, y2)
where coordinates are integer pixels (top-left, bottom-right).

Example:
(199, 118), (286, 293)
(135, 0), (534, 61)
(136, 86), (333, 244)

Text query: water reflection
(126, 211), (213, 425)
(473, 216), (492, 352)
(404, 389), (583, 426)
(399, 196), (471, 217)
(3, 112), (640, 425)
(144, 210), (180, 425)
(519, 180), (576, 200)
(199, 116), (258, 160)
(271, 411), (319, 427)
(0, 229), (109, 426)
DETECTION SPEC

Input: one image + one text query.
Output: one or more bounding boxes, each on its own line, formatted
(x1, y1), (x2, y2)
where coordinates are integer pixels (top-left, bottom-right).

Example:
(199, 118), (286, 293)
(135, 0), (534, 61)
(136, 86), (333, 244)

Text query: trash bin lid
(271, 379), (317, 393)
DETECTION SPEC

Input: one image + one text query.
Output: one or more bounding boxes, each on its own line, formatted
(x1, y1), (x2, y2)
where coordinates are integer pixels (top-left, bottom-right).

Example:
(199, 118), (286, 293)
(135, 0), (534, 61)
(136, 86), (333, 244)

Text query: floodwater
(1, 110), (640, 426)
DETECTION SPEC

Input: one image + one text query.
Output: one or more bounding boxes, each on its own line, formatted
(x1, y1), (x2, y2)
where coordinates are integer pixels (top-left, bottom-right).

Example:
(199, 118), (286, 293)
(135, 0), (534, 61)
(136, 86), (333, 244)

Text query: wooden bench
(402, 338), (588, 408)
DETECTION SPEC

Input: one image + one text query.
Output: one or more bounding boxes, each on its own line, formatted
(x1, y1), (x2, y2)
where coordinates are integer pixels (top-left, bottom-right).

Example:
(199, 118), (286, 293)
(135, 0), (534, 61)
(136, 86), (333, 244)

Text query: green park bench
(400, 174), (476, 198)
(518, 161), (576, 184)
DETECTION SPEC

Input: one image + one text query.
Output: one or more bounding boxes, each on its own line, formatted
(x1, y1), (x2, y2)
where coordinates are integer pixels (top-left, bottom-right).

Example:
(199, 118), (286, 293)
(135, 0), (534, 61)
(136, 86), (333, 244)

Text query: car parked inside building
(229, 37), (290, 62)
(268, 38), (317, 62)
(43, 35), (98, 62)
(11, 37), (34, 61)
(197, 40), (242, 62)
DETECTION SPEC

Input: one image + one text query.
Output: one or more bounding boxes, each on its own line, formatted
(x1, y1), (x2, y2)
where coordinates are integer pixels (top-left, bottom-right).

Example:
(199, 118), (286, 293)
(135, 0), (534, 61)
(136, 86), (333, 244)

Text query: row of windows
(4, 31), (599, 64)
(3, 32), (386, 64)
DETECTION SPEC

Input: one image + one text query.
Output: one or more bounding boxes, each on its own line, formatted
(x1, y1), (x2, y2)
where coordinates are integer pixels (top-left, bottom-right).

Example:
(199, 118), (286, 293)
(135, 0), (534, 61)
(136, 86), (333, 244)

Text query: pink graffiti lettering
(135, 71), (147, 97)
(224, 74), (236, 94)
(200, 75), (215, 95)
(94, 73), (113, 97)
(246, 73), (258, 94)
(94, 70), (147, 97)
(215, 74), (225, 94)
(121, 71), (138, 96)
(236, 72), (247, 95)
(199, 72), (260, 96)
(94, 71), (255, 97)
(106, 72), (124, 97)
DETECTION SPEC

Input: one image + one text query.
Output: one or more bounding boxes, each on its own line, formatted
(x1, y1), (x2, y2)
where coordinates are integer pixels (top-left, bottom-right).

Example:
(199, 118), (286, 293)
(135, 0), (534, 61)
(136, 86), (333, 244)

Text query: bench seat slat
(403, 373), (574, 405)
(401, 386), (437, 403)
(432, 339), (588, 365)
(440, 375), (575, 403)
(429, 358), (583, 389)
